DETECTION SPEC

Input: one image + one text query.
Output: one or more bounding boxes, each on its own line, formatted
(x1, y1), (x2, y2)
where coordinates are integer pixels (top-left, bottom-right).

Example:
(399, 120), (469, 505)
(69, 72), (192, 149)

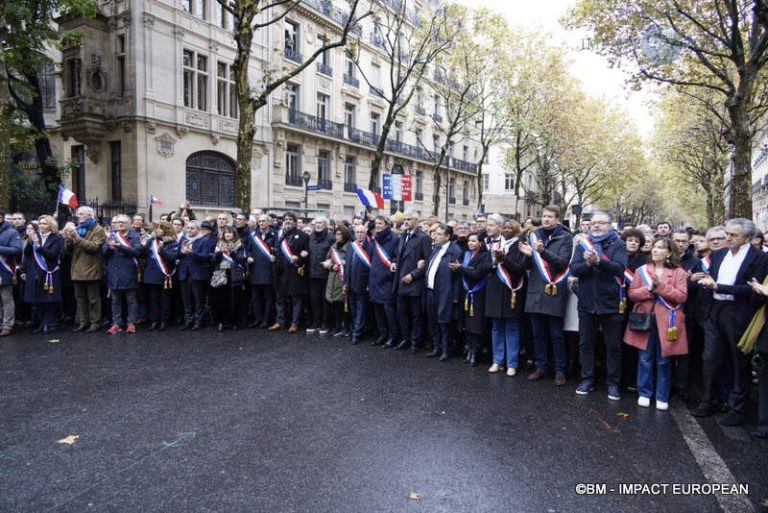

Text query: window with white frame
(344, 156), (356, 186)
(482, 173), (489, 192)
(193, 0), (207, 19)
(317, 35), (329, 67)
(285, 82), (299, 110)
(395, 121), (403, 142)
(116, 35), (126, 97)
(318, 150), (331, 187)
(371, 112), (381, 135)
(317, 93), (329, 120)
(504, 173), (514, 190)
(183, 50), (207, 110)
(285, 20), (299, 53)
(286, 144), (301, 185)
(345, 103), (356, 128)
(216, 62), (237, 118)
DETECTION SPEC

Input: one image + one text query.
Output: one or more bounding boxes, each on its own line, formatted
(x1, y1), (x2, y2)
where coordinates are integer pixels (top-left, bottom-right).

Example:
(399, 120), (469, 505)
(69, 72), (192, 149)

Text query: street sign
(306, 185), (320, 191)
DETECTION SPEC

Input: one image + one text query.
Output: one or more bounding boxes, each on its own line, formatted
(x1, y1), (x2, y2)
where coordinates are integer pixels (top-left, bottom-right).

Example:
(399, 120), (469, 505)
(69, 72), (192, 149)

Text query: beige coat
(66, 223), (106, 281)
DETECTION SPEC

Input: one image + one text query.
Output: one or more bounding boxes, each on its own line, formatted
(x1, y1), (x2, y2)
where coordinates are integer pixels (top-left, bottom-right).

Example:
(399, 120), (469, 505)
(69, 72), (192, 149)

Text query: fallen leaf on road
(56, 435), (80, 445)
(617, 412), (630, 419)
(408, 492), (421, 500)
(48, 339), (60, 344)
(761, 498), (768, 508)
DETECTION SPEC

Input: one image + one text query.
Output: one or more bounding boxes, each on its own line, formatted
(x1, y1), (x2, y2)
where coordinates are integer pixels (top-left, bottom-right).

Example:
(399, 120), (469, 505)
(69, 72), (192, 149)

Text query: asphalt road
(1, 327), (766, 513)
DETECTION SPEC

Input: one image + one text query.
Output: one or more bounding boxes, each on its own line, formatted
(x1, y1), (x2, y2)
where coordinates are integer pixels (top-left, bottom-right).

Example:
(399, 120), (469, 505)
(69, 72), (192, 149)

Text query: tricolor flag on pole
(57, 185), (78, 209)
(149, 195), (162, 205)
(356, 188), (384, 209)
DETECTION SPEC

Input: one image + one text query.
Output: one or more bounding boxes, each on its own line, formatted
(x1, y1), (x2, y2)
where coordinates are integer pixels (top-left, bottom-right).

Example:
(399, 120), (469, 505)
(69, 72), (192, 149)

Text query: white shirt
(714, 243), (750, 301)
(427, 242), (450, 290)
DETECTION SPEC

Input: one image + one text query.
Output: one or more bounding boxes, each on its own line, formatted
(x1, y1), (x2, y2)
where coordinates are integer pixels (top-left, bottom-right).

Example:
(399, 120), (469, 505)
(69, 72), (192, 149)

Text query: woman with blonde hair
(22, 215), (63, 334)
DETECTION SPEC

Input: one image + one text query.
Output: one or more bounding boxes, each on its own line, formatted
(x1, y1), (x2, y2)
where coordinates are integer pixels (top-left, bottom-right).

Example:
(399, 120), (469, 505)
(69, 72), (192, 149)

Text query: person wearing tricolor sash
(177, 220), (216, 331)
(20, 216), (62, 334)
(102, 214), (142, 334)
(323, 225), (351, 338)
(142, 221), (179, 331)
(518, 205), (573, 386)
(307, 217), (335, 335)
(455, 233), (492, 367)
(212, 226), (248, 332)
(0, 211), (22, 336)
(345, 224), (372, 345)
(571, 212), (627, 400)
(269, 212), (309, 334)
(482, 215), (527, 375)
(426, 224), (462, 361)
(246, 215), (277, 328)
(624, 238), (689, 411)
(619, 228), (648, 391)
(368, 216), (401, 347)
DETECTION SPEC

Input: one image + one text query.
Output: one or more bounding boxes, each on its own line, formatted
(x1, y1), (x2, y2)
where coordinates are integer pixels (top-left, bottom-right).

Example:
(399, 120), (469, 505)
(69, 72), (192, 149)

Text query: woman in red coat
(625, 238), (688, 411)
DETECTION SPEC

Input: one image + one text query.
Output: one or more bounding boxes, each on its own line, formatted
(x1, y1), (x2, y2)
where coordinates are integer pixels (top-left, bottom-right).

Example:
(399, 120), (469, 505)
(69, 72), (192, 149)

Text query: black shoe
(394, 340), (409, 351)
(191, 323), (203, 331)
(719, 411), (746, 426)
(147, 322), (158, 331)
(750, 430), (768, 439)
(72, 325), (87, 333)
(383, 338), (395, 348)
(351, 338), (360, 345)
(439, 353), (449, 361)
(410, 345), (419, 354)
(469, 352), (477, 367)
(85, 324), (100, 333)
(217, 323), (225, 332)
(158, 322), (167, 331)
(372, 336), (386, 346)
(41, 326), (51, 335)
(426, 349), (440, 358)
(690, 403), (718, 418)
(248, 322), (261, 329)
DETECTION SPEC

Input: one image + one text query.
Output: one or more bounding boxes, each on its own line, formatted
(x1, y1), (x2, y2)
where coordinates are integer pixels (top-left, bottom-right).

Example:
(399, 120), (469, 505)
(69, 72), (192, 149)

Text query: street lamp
(302, 170), (311, 211)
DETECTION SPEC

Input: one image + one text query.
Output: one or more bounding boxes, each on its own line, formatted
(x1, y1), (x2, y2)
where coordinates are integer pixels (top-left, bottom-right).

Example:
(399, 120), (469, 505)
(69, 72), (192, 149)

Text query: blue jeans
(530, 313), (566, 373)
(491, 318), (520, 368)
(349, 291), (367, 339)
(638, 325), (671, 402)
(110, 289), (138, 326)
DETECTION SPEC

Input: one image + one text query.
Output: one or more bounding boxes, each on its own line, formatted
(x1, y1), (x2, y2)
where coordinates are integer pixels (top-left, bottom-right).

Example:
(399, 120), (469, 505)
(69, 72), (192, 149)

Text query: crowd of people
(0, 204), (767, 439)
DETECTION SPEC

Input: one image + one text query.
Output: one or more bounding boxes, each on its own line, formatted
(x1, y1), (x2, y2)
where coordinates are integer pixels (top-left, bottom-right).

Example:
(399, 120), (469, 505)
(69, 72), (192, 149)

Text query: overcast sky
(456, 0), (656, 138)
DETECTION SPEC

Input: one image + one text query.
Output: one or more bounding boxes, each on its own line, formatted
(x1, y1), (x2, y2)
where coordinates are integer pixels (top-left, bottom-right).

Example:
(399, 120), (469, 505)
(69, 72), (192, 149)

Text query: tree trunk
(726, 75), (756, 219)
(368, 108), (397, 193)
(233, 10), (256, 212)
(475, 150), (486, 212)
(0, 96), (10, 212)
(431, 166), (442, 217)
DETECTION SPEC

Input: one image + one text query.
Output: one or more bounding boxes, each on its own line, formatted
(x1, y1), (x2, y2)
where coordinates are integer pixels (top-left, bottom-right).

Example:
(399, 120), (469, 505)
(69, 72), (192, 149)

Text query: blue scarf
(77, 218), (96, 237)
(588, 230), (619, 258)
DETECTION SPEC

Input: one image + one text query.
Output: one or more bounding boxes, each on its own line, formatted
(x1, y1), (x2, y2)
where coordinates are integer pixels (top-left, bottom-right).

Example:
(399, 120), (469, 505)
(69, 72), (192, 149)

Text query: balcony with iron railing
(316, 62), (333, 76)
(371, 33), (386, 50)
(348, 127), (380, 147)
(415, 192), (424, 201)
(462, 198), (469, 206)
(343, 73), (359, 88)
(449, 196), (456, 204)
(286, 174), (303, 187)
(288, 108), (345, 138)
(370, 86), (386, 99)
(344, 182), (358, 193)
(318, 178), (334, 190)
(284, 47), (302, 63)
(450, 157), (477, 173)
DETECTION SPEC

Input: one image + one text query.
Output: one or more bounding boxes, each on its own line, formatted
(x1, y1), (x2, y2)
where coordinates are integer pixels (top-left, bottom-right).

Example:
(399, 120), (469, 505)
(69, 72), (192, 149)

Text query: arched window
(185, 151), (235, 207)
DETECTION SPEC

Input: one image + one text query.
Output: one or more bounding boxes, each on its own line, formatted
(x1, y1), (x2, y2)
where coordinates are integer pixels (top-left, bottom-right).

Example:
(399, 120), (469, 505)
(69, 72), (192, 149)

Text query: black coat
(368, 228), (399, 304)
(393, 228), (432, 296)
(276, 227), (309, 295)
(458, 249), (492, 334)
(705, 245), (768, 329)
(213, 243), (248, 287)
(22, 233), (63, 304)
(246, 228), (277, 285)
(426, 242), (463, 323)
(523, 225), (573, 317)
(344, 240), (371, 294)
(102, 230), (142, 290)
(571, 234), (627, 315)
(485, 240), (528, 319)
(308, 229), (334, 280)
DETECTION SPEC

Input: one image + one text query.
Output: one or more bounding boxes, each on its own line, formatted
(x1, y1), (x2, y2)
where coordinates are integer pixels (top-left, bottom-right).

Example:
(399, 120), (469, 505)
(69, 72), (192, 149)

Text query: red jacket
(624, 264), (688, 357)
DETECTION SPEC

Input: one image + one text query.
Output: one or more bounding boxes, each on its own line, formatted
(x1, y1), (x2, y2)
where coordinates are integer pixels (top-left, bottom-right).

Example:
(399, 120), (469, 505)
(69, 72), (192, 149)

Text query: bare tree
(218, 0), (372, 210)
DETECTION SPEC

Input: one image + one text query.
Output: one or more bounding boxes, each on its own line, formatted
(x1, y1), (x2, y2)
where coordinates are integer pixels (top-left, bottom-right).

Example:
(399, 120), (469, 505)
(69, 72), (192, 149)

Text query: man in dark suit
(392, 211), (432, 352)
(692, 218), (768, 425)
(270, 212), (310, 334)
(426, 224), (462, 360)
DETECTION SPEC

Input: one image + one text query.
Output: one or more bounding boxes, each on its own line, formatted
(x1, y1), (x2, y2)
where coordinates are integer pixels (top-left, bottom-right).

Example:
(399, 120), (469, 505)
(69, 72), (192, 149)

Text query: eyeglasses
(707, 237), (725, 242)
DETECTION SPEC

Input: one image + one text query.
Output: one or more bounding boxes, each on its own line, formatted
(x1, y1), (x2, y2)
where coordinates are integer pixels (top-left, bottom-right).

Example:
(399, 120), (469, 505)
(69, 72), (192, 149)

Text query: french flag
(149, 195), (162, 205)
(356, 187), (384, 209)
(57, 185), (78, 209)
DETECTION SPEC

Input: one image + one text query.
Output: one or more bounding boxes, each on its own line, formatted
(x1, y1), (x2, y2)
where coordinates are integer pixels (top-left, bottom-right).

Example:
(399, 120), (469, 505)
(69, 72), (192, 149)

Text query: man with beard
(307, 217), (334, 334)
(270, 213), (309, 333)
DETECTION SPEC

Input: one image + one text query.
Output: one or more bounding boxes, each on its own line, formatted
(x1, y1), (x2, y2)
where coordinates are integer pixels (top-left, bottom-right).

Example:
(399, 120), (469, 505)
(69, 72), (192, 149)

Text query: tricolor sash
(495, 259), (524, 310)
(460, 251), (488, 316)
(374, 241), (394, 271)
(331, 247), (345, 281)
(636, 264), (679, 341)
(280, 238), (298, 266)
(624, 268), (634, 284)
(351, 241), (371, 268)
(578, 237), (626, 313)
(530, 233), (569, 295)
(251, 232), (273, 260)
(32, 235), (59, 294)
(150, 239), (173, 289)
(113, 232), (141, 281)
(700, 255), (711, 273)
(0, 255), (17, 286)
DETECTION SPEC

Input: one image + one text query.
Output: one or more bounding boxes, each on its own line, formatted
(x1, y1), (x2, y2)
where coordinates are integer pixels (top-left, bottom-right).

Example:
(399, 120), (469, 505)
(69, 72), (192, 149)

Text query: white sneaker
(656, 401), (669, 411)
(637, 396), (650, 408)
(305, 328), (316, 334)
(506, 367), (517, 377)
(488, 363), (502, 373)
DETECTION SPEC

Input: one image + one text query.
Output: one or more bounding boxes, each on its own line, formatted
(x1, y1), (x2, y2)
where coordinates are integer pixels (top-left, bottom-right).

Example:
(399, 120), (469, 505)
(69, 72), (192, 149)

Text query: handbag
(210, 269), (228, 288)
(628, 301), (653, 332)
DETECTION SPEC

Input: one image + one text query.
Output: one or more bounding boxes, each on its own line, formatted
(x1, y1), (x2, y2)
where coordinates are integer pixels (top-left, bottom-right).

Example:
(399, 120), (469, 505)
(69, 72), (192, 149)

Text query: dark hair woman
(624, 238), (688, 411)
(325, 225), (352, 337)
(455, 233), (492, 366)
(620, 227), (648, 390)
(212, 225), (248, 332)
